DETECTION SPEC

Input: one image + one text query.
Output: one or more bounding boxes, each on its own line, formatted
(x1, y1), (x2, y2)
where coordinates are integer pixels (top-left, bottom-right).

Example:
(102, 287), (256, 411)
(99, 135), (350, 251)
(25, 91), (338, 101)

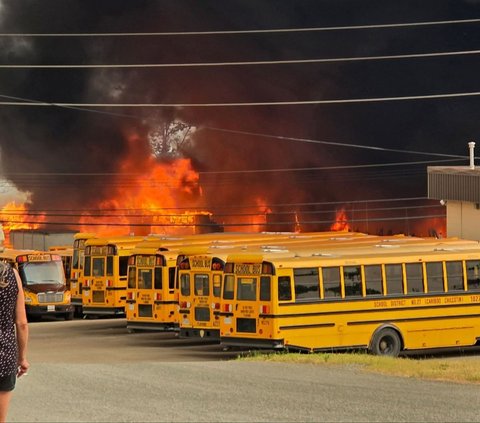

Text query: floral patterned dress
(0, 266), (18, 376)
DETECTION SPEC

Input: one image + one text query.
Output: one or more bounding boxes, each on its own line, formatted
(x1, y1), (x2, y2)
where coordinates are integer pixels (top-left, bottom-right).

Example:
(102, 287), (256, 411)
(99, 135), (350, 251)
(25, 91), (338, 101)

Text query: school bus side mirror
(0, 224), (5, 252)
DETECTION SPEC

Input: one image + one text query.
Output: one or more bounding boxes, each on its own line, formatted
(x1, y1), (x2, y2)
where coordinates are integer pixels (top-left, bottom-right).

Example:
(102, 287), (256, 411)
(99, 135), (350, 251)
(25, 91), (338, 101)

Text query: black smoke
(1, 0), (480, 232)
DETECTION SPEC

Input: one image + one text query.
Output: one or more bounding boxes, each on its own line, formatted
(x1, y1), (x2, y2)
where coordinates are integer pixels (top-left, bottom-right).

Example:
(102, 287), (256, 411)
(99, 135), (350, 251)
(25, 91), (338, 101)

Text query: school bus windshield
(19, 261), (65, 286)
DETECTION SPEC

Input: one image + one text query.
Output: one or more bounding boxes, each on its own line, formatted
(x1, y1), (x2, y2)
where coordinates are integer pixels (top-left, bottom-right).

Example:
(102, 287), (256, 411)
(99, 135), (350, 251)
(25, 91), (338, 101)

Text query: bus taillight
(180, 301), (190, 309)
(260, 305), (269, 314)
(211, 302), (221, 310)
(223, 304), (232, 313)
(127, 291), (135, 300)
(106, 280), (113, 287)
(84, 279), (90, 287)
(156, 293), (162, 301)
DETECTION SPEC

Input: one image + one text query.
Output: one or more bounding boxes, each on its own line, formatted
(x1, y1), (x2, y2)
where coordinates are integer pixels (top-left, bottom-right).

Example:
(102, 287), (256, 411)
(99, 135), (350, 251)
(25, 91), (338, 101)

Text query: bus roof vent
(209, 245), (235, 249)
(375, 244), (400, 248)
(261, 248), (289, 253)
(329, 237), (351, 241)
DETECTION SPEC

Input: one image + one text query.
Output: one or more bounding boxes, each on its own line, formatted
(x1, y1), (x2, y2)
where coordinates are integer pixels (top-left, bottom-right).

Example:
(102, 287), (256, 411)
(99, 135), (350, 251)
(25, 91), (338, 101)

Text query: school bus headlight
(24, 295), (33, 303)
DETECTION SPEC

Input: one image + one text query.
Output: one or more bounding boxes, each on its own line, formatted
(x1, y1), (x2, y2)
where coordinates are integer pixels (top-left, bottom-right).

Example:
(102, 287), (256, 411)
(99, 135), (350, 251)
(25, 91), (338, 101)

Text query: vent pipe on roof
(469, 141), (476, 169)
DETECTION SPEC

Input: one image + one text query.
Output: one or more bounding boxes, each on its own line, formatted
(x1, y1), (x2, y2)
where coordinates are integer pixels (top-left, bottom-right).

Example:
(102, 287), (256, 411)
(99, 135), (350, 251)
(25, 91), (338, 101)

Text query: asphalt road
(8, 317), (480, 422)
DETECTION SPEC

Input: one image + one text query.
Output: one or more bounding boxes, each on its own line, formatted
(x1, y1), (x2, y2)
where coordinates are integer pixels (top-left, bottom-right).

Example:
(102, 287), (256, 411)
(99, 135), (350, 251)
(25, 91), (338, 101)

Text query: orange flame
(0, 201), (46, 246)
(78, 131), (212, 236)
(330, 207), (351, 231)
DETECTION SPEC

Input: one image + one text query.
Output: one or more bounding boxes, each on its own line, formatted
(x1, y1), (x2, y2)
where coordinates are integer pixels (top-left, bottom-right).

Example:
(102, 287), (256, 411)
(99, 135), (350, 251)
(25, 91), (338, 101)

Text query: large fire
(0, 201), (46, 246)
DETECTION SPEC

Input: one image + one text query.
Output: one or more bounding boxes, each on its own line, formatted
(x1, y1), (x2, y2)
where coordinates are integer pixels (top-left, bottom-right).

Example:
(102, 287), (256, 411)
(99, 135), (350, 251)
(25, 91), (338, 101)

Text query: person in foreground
(0, 262), (29, 423)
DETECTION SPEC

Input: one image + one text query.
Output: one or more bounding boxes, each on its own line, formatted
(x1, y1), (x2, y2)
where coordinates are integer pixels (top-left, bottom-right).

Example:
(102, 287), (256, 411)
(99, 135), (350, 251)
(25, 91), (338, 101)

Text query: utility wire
(2, 91), (480, 107)
(3, 48), (480, 68)
(0, 18), (479, 36)
(0, 93), (468, 161)
(0, 93), (472, 160)
(0, 158), (463, 178)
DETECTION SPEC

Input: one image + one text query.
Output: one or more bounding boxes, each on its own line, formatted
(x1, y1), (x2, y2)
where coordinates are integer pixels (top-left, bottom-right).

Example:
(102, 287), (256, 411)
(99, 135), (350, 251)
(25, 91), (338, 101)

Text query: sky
(0, 0), (479, 234)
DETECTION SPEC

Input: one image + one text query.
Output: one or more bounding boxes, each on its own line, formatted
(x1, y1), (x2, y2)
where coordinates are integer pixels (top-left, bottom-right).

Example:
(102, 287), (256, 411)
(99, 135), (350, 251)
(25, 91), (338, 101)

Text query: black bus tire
(369, 327), (402, 357)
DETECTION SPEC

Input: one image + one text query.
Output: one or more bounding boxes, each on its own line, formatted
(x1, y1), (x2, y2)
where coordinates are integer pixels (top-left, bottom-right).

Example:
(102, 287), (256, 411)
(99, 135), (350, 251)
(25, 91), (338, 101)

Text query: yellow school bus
(70, 233), (97, 316)
(123, 232), (325, 332)
(82, 235), (146, 316)
(219, 238), (480, 355)
(177, 251), (229, 339)
(0, 248), (74, 320)
(177, 234), (473, 342)
(126, 241), (180, 331)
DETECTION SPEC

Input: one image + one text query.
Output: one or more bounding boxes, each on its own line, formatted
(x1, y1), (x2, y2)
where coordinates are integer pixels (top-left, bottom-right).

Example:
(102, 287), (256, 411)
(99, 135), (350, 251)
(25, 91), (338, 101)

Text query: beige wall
(446, 201), (480, 240)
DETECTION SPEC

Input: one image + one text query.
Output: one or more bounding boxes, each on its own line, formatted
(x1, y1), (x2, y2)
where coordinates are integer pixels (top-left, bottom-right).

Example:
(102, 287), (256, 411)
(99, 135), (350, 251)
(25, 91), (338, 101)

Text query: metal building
(428, 142), (480, 240)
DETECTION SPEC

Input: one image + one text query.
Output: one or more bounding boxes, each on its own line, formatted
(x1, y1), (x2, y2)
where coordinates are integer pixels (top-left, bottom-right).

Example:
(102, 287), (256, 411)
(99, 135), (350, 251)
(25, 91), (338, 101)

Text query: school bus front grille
(194, 307), (210, 322)
(138, 304), (153, 318)
(37, 292), (64, 303)
(92, 290), (105, 303)
(236, 318), (256, 333)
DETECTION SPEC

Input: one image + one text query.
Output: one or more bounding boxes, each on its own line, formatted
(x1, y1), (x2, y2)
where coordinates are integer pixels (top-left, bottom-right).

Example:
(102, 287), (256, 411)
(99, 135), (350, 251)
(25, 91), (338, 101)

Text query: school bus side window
(155, 268), (163, 290)
(213, 274), (222, 297)
(466, 260), (480, 290)
(322, 267), (341, 298)
(223, 275), (234, 300)
(259, 276), (271, 301)
(293, 268), (319, 301)
(343, 266), (362, 297)
(278, 276), (292, 301)
(128, 266), (136, 289)
(406, 263), (424, 293)
(119, 257), (129, 277)
(180, 273), (190, 296)
(426, 262), (444, 293)
(446, 261), (464, 291)
(168, 267), (176, 290)
(84, 256), (91, 277)
(106, 256), (114, 276)
(385, 264), (403, 295)
(365, 265), (382, 295)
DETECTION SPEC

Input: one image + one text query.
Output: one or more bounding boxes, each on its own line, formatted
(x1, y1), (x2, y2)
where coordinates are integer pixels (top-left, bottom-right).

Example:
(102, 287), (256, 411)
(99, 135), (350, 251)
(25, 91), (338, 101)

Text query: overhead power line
(2, 90), (480, 107)
(0, 18), (479, 37)
(3, 48), (480, 68)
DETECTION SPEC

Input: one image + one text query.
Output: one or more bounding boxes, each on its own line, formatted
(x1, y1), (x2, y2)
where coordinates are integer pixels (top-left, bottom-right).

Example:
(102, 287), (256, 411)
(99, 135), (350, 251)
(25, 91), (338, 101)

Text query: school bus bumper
(126, 321), (179, 332)
(82, 306), (125, 316)
(26, 304), (74, 315)
(179, 328), (220, 340)
(220, 336), (285, 349)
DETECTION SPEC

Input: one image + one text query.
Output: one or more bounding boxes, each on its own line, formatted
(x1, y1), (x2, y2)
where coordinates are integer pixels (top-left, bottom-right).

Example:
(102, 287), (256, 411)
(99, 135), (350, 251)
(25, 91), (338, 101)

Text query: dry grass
(239, 350), (480, 384)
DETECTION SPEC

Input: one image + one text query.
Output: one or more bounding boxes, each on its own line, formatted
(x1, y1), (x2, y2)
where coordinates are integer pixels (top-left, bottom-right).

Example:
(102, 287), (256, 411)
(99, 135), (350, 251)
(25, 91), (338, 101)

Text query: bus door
(220, 260), (278, 348)
(14, 252), (74, 320)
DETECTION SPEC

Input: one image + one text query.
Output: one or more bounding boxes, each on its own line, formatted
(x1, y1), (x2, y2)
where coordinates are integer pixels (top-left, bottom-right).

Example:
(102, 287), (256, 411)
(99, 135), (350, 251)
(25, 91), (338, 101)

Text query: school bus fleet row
(8, 230), (480, 357)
